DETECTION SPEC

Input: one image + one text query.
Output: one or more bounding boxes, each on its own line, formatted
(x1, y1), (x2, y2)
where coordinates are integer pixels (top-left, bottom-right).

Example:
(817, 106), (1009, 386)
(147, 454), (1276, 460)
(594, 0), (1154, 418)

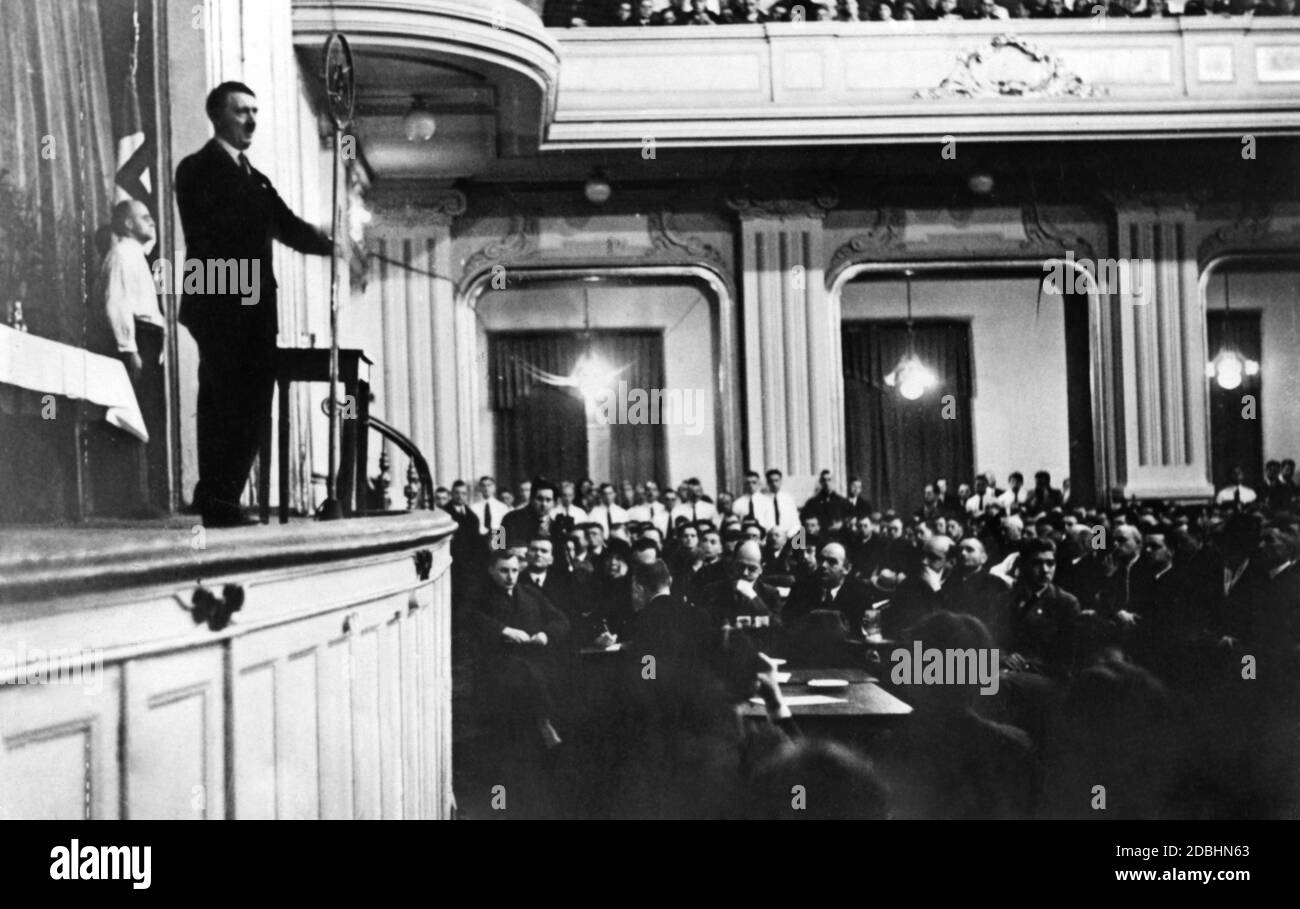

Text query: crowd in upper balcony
(550, 0), (1297, 25)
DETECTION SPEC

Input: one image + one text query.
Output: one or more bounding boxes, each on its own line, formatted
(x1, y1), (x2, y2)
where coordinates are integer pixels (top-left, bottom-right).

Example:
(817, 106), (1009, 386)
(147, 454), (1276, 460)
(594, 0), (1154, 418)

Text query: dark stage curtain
(0, 0), (116, 345)
(1207, 311), (1263, 489)
(605, 333), (667, 489)
(843, 321), (974, 516)
(490, 331), (665, 489)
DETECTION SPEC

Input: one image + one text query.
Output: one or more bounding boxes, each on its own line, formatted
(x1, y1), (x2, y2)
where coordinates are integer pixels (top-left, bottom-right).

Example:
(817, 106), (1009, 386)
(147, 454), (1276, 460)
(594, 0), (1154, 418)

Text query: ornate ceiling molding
(1197, 201), (1300, 267)
(726, 189), (840, 222)
(1020, 201), (1095, 260)
(917, 34), (1103, 100)
(368, 188), (467, 232)
(828, 208), (908, 275)
(456, 204), (734, 299)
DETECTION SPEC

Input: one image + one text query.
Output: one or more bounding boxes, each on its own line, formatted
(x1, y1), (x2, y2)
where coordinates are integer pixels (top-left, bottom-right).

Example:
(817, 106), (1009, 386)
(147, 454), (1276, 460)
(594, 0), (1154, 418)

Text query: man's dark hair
(632, 537), (661, 556)
(1022, 538), (1057, 558)
(479, 475), (495, 485)
(745, 470), (761, 480)
(599, 482), (615, 493)
(434, 485), (449, 496)
(1035, 471), (1051, 484)
(766, 468), (784, 480)
(632, 559), (672, 593)
(1009, 471), (1024, 483)
(205, 81), (256, 121)
(451, 479), (467, 489)
(530, 478), (557, 500)
(488, 549), (518, 567)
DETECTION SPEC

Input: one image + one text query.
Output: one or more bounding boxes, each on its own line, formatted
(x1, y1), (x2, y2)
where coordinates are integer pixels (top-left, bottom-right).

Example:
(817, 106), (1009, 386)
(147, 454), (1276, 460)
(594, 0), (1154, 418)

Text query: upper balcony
(548, 19), (1300, 147)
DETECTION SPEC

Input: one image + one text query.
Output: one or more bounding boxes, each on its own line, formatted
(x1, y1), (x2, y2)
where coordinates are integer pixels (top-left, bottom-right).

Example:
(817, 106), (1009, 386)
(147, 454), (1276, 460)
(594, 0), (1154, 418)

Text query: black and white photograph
(1, 0), (1298, 861)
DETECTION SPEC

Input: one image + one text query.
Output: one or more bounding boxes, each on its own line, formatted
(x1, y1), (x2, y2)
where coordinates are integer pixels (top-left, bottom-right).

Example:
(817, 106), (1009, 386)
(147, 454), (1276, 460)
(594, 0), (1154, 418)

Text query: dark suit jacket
(520, 565), (584, 621)
(1010, 582), (1081, 676)
(703, 577), (782, 628)
(943, 569), (1013, 647)
(500, 507), (550, 550)
(174, 139), (331, 342)
(627, 594), (715, 661)
(466, 583), (571, 656)
(883, 575), (947, 641)
(785, 576), (875, 630)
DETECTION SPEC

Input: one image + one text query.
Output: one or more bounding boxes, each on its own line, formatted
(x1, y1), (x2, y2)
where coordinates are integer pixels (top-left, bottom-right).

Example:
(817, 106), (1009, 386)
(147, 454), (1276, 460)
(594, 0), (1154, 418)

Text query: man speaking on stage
(175, 81), (334, 526)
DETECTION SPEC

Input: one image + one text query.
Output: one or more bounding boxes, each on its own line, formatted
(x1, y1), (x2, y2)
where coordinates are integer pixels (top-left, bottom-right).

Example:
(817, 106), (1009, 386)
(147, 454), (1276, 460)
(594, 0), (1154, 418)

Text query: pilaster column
(366, 189), (467, 489)
(728, 193), (843, 499)
(1114, 198), (1212, 498)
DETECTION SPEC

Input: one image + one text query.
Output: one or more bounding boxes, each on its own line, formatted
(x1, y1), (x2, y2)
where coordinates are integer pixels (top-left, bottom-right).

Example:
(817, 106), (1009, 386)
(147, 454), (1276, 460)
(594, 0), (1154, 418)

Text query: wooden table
(258, 347), (371, 523)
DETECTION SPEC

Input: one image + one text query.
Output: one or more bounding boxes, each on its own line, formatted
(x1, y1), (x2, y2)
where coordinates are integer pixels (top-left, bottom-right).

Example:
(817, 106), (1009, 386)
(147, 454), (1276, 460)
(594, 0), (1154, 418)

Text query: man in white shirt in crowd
(732, 470), (772, 529)
(627, 479), (670, 536)
(763, 468), (802, 536)
(474, 475), (512, 539)
(588, 482), (630, 538)
(549, 480), (589, 525)
(670, 479), (717, 528)
(997, 471), (1028, 513)
(1215, 466), (1258, 508)
(965, 472), (1000, 517)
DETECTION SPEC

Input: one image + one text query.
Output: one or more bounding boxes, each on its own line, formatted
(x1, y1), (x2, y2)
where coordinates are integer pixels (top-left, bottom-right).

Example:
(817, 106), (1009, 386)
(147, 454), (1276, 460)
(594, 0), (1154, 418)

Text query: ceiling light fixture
(884, 269), (937, 401)
(403, 96), (436, 142)
(1206, 271), (1259, 391)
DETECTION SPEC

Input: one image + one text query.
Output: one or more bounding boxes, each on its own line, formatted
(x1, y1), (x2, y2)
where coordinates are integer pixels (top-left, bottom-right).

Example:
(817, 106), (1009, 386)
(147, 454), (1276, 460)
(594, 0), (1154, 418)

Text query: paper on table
(749, 694), (847, 707)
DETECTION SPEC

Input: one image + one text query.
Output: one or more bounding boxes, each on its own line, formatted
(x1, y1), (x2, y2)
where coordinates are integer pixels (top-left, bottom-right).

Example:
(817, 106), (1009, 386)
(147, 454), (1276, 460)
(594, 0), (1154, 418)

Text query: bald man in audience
(882, 535), (954, 641)
(703, 541), (783, 638)
(786, 542), (875, 629)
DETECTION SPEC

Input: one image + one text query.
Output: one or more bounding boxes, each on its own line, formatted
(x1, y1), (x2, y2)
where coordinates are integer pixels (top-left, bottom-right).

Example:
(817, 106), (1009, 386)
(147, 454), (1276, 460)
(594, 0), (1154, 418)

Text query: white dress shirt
(1215, 484), (1258, 506)
(473, 497), (511, 535)
(670, 499), (718, 528)
(731, 492), (798, 533)
(98, 235), (164, 355)
(588, 503), (630, 535)
(548, 503), (588, 524)
(627, 501), (670, 535)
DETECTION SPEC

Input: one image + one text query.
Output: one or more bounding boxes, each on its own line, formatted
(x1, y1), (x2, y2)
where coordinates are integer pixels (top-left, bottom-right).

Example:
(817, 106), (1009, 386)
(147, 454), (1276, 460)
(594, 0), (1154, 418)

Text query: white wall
(475, 282), (718, 493)
(1205, 268), (1300, 465)
(840, 275), (1071, 488)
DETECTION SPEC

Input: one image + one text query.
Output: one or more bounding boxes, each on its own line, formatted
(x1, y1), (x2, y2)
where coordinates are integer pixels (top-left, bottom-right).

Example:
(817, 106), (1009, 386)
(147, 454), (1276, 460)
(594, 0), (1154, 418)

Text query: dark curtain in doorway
(1207, 311), (1263, 489)
(489, 331), (666, 489)
(843, 321), (974, 516)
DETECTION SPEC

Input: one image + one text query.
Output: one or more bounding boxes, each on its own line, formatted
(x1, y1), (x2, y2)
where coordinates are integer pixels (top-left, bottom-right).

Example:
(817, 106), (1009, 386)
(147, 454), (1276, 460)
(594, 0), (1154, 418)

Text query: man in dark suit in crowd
(519, 535), (584, 623)
(626, 559), (714, 659)
(1263, 460), (1293, 512)
(442, 479), (483, 598)
(1023, 470), (1064, 514)
(944, 538), (1012, 646)
(1007, 538), (1081, 678)
(1239, 525), (1300, 672)
(501, 479), (557, 552)
(465, 549), (570, 749)
(786, 542), (874, 630)
(883, 535), (953, 641)
(802, 469), (854, 540)
(175, 82), (334, 526)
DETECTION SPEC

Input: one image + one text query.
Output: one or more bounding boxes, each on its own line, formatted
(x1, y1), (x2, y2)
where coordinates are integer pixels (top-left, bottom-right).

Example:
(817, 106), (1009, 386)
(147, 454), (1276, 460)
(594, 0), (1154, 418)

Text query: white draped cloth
(0, 325), (148, 442)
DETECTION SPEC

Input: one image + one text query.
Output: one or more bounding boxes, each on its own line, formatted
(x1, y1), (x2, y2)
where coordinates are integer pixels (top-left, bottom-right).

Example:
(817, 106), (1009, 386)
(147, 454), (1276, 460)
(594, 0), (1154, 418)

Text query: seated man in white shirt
(996, 471), (1028, 513)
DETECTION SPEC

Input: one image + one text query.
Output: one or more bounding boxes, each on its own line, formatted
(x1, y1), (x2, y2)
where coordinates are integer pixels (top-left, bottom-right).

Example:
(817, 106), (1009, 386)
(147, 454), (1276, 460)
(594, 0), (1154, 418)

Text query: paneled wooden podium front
(0, 512), (456, 819)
